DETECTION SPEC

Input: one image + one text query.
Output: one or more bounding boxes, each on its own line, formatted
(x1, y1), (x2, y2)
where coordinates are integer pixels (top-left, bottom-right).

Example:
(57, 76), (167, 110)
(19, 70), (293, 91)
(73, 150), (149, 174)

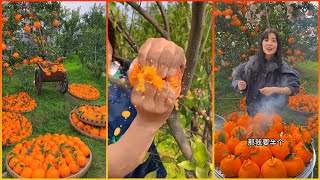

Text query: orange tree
(214, 1), (318, 77)
(2, 2), (64, 90)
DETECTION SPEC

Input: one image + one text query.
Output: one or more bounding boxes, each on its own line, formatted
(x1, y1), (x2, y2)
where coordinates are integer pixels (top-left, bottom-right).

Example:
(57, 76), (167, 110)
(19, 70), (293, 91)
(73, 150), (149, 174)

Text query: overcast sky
(61, 2), (106, 15)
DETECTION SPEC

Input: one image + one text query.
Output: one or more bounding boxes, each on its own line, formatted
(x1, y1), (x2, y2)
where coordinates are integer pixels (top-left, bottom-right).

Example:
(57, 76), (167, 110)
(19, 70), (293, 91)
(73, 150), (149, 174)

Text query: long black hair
(255, 28), (283, 73)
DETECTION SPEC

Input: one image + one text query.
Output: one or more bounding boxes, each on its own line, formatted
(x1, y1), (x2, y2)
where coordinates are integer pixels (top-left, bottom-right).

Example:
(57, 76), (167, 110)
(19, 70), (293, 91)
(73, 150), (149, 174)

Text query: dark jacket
(231, 55), (300, 117)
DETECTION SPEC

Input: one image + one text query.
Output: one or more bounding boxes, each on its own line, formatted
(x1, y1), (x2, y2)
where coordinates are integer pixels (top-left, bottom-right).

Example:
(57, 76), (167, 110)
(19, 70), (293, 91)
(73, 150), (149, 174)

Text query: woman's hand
(238, 80), (247, 90)
(131, 81), (177, 129)
(137, 38), (186, 78)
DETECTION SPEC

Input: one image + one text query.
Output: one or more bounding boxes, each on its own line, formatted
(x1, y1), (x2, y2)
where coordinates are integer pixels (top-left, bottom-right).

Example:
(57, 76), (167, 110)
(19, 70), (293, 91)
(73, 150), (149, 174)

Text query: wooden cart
(35, 62), (68, 95)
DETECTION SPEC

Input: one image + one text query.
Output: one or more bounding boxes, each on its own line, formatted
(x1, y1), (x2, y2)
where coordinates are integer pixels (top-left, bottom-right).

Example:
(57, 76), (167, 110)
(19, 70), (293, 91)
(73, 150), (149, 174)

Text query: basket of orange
(288, 93), (317, 115)
(306, 114), (318, 137)
(221, 110), (247, 123)
(214, 112), (316, 178)
(74, 104), (106, 127)
(2, 111), (32, 146)
(68, 83), (100, 101)
(70, 109), (106, 141)
(5, 133), (92, 178)
(2, 92), (37, 113)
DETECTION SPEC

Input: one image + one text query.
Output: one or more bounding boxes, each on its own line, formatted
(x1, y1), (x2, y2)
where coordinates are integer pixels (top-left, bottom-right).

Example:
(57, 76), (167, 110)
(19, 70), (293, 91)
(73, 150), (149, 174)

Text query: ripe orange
(261, 158), (287, 178)
(283, 154), (305, 177)
(214, 142), (229, 164)
(226, 136), (240, 154)
(24, 26), (31, 33)
(220, 155), (242, 177)
(13, 52), (19, 59)
(34, 21), (41, 29)
(52, 19), (59, 27)
(250, 145), (272, 167)
(15, 14), (22, 21)
(293, 142), (313, 164)
(238, 159), (260, 178)
(234, 141), (251, 162)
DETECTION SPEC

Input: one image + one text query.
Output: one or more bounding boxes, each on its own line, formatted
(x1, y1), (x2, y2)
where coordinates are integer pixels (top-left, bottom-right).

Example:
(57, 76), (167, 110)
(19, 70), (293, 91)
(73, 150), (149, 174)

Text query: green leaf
(303, 142), (313, 153)
(176, 154), (186, 163)
(284, 153), (295, 161)
(178, 160), (196, 171)
(144, 169), (158, 178)
(217, 132), (226, 144)
(222, 150), (228, 157)
(142, 152), (150, 163)
(196, 165), (210, 178)
(193, 141), (209, 168)
(160, 156), (175, 163)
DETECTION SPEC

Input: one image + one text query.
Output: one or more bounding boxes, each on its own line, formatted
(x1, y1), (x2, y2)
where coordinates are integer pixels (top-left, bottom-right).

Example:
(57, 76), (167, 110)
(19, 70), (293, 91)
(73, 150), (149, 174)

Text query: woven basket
(75, 104), (106, 127)
(2, 103), (37, 114)
(68, 89), (100, 101)
(69, 110), (106, 141)
(6, 149), (92, 178)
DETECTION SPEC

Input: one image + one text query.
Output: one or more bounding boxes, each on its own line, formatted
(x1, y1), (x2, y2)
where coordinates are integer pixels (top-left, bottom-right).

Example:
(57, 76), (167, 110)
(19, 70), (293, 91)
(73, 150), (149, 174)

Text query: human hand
(259, 87), (275, 96)
(131, 81), (177, 128)
(137, 38), (186, 78)
(238, 80), (247, 91)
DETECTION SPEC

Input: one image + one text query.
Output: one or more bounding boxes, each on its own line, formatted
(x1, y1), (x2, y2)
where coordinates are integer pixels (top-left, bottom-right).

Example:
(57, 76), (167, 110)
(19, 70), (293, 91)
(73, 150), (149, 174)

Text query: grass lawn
(214, 61), (318, 178)
(2, 53), (106, 178)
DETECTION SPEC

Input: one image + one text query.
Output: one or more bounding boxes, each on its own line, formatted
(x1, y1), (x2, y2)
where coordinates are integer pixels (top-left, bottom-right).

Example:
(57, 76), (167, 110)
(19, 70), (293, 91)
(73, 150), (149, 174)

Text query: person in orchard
(232, 28), (300, 118)
(107, 20), (186, 178)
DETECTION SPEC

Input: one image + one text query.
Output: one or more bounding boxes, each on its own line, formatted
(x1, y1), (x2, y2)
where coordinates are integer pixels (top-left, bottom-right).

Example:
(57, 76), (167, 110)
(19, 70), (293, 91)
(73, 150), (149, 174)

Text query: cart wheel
(35, 69), (42, 95)
(60, 75), (68, 94)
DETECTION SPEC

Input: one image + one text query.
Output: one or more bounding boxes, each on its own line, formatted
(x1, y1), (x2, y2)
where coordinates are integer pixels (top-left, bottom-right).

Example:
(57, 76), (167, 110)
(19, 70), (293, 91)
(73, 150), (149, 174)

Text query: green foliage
(77, 4), (106, 79)
(214, 2), (318, 70)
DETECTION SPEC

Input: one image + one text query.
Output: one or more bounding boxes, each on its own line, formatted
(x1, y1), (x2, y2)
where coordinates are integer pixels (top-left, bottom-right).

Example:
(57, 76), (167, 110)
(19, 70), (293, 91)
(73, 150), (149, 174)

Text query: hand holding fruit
(238, 80), (247, 90)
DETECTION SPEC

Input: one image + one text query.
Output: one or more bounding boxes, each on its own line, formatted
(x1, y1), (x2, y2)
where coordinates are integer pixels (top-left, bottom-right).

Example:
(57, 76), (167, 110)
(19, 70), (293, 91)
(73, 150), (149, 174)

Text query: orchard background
(109, 2), (212, 178)
(2, 2), (106, 178)
(214, 1), (318, 177)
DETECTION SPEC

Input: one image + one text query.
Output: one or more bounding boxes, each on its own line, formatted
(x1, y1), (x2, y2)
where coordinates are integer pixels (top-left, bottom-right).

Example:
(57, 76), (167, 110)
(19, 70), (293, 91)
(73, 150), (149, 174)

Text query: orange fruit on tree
(234, 141), (251, 162)
(214, 142), (229, 164)
(283, 154), (305, 177)
(2, 43), (6, 50)
(2, 17), (8, 22)
(24, 26), (31, 33)
(13, 52), (19, 59)
(52, 19), (59, 27)
(250, 145), (272, 167)
(238, 159), (260, 178)
(15, 14), (22, 21)
(293, 142), (313, 164)
(261, 158), (287, 178)
(288, 37), (295, 44)
(34, 21), (41, 29)
(214, 130), (230, 144)
(226, 136), (240, 154)
(240, 26), (246, 32)
(220, 154), (242, 177)
(217, 49), (223, 55)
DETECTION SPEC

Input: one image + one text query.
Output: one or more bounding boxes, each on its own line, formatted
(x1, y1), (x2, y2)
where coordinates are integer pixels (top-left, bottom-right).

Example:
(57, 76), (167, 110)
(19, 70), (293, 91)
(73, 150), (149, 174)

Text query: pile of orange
(288, 94), (317, 113)
(215, 112), (313, 178)
(239, 97), (246, 110)
(71, 112), (106, 138)
(306, 114), (318, 137)
(6, 133), (91, 178)
(76, 105), (106, 121)
(2, 112), (32, 145)
(68, 83), (100, 100)
(128, 61), (182, 96)
(2, 92), (37, 113)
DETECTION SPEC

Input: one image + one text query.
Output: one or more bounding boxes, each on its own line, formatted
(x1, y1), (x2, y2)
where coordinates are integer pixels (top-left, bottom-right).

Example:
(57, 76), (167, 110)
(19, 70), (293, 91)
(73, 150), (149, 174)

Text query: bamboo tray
(68, 88), (100, 101)
(2, 103), (37, 114)
(69, 110), (106, 141)
(5, 149), (92, 178)
(75, 104), (106, 127)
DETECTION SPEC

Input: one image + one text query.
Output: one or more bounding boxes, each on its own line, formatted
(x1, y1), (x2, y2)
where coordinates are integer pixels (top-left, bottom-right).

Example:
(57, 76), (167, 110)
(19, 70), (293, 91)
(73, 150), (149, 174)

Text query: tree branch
(108, 16), (139, 53)
(127, 2), (169, 39)
(108, 75), (131, 91)
(156, 2), (170, 40)
(167, 2), (206, 161)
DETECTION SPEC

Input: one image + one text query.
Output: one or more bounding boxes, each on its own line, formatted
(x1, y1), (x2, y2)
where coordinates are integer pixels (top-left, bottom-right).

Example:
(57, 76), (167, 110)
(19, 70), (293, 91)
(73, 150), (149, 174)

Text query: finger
(145, 38), (167, 68)
(127, 58), (139, 75)
(131, 81), (144, 107)
(165, 87), (177, 109)
(167, 46), (186, 77)
(154, 82), (169, 106)
(137, 38), (154, 66)
(143, 81), (158, 100)
(157, 41), (176, 78)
